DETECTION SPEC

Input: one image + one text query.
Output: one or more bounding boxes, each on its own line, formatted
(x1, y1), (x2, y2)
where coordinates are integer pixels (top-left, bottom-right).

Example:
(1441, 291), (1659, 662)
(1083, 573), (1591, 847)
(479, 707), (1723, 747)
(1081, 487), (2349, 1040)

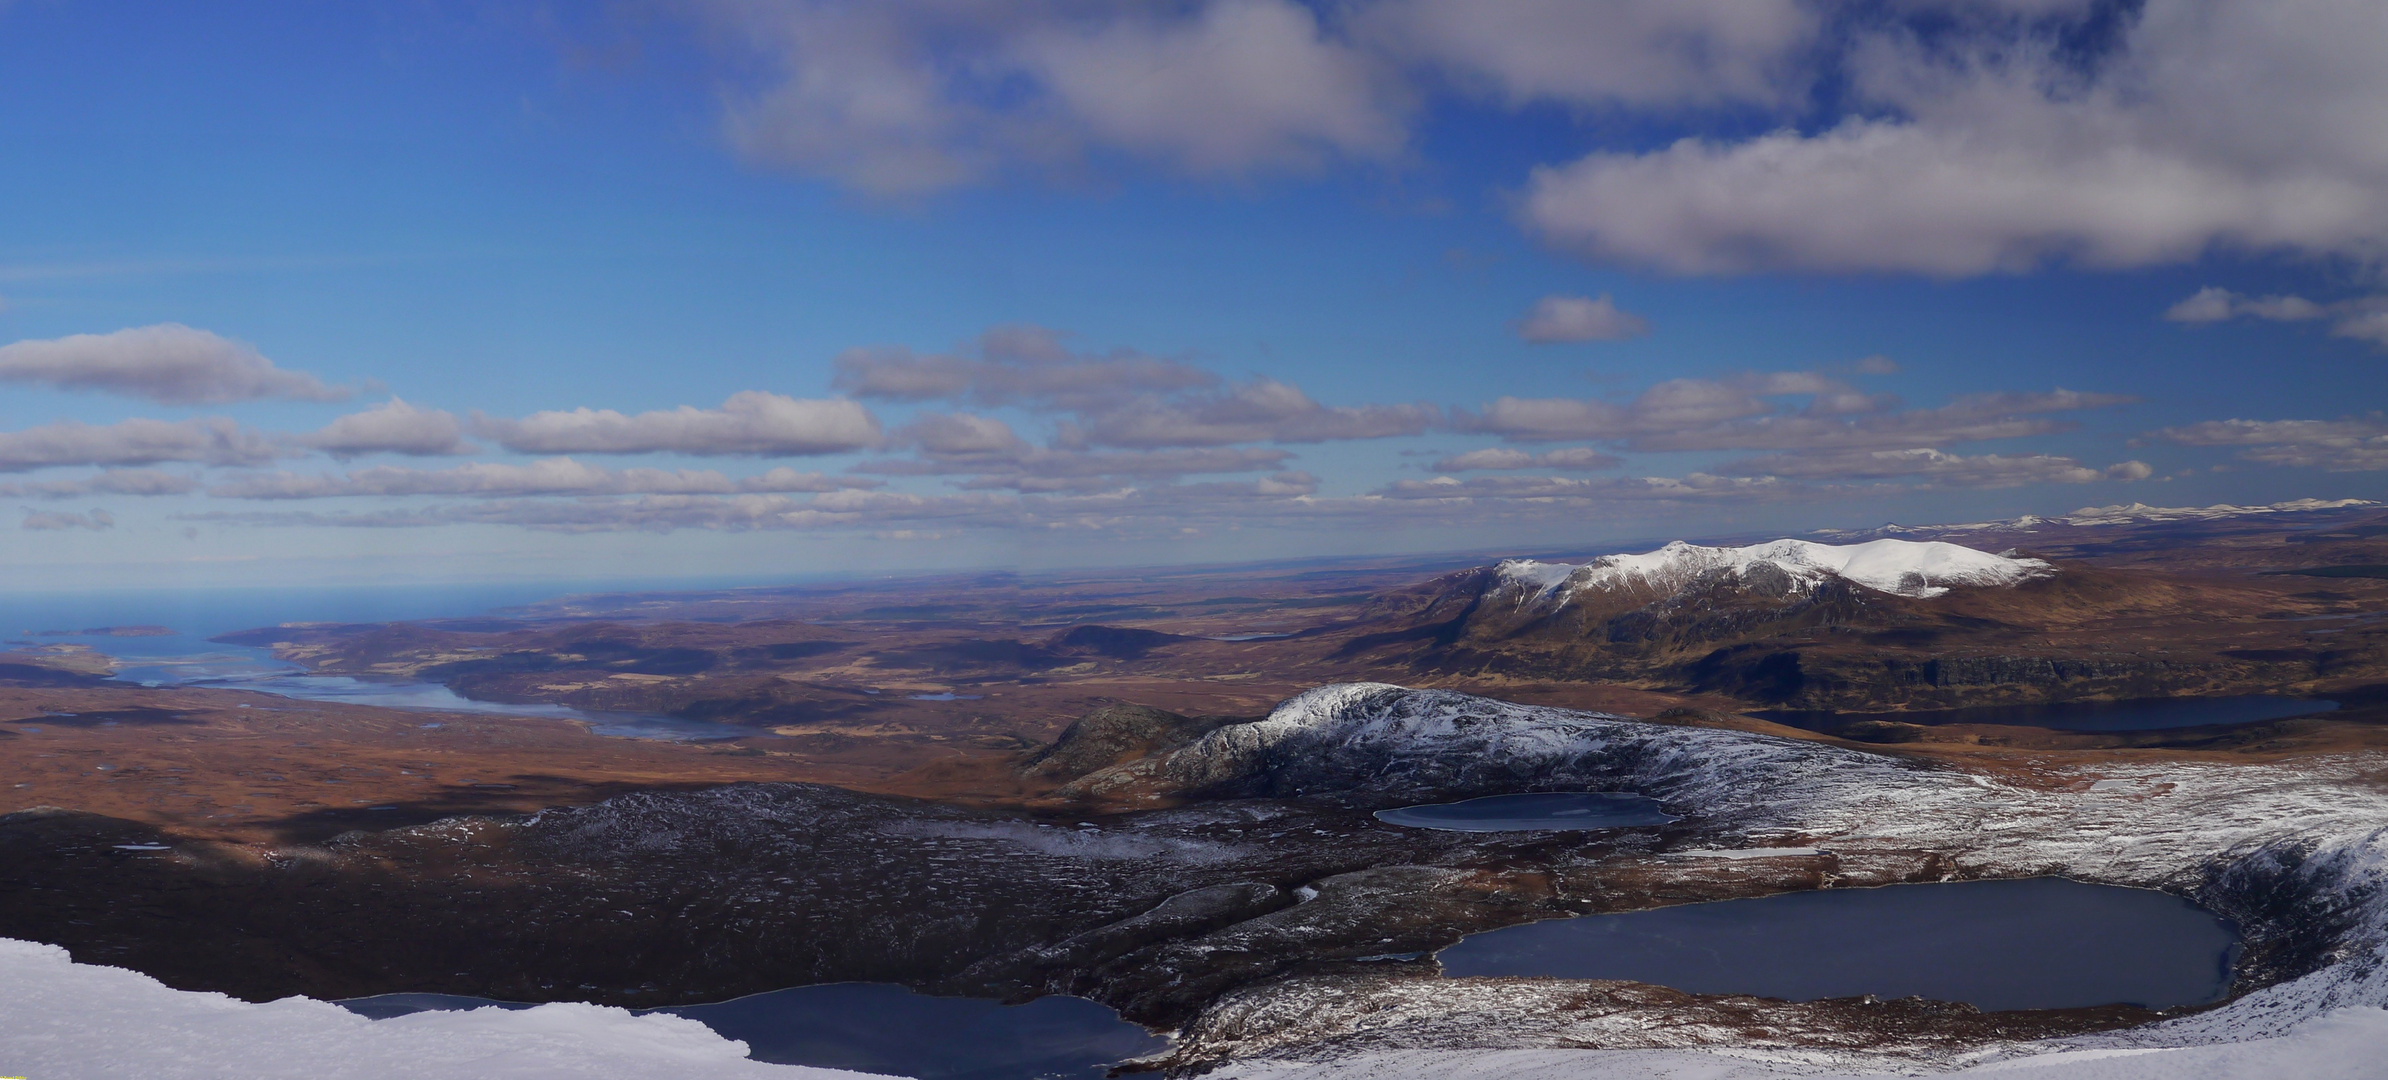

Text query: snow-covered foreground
(1209, 1006), (2388, 1080)
(0, 938), (884, 1080)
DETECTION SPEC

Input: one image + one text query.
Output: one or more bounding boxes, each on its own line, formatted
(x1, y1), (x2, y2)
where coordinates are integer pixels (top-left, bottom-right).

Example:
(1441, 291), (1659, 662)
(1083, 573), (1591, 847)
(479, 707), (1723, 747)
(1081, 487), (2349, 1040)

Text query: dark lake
(1437, 877), (2238, 1011)
(340, 982), (1168, 1080)
(1375, 791), (1678, 832)
(1759, 695), (2337, 734)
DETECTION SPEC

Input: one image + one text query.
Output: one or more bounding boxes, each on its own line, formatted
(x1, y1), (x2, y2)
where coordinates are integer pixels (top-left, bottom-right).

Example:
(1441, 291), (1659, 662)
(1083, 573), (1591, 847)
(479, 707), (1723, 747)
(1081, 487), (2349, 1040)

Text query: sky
(2, 0), (2385, 589)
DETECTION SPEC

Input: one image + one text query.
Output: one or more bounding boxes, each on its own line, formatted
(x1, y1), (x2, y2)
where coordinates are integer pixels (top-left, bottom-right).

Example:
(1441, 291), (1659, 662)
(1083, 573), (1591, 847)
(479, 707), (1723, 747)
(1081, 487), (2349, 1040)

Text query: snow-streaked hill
(1207, 1007), (2388, 1080)
(1154, 684), (2388, 1072)
(0, 938), (881, 1080)
(1494, 537), (2052, 604)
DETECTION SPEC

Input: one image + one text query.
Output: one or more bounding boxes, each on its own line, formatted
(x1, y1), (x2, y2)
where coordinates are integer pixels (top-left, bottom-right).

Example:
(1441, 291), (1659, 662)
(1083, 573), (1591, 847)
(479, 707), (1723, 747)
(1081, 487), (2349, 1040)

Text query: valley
(6, 499), (2388, 1076)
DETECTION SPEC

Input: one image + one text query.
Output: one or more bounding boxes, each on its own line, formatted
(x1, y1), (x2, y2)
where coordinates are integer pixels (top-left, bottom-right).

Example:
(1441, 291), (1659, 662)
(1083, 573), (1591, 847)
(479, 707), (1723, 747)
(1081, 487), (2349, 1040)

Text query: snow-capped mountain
(1493, 537), (2052, 606)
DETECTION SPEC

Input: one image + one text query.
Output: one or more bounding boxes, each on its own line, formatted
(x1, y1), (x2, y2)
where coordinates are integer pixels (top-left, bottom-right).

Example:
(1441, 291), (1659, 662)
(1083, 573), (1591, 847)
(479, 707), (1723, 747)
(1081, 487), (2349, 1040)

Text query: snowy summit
(1496, 538), (2052, 603)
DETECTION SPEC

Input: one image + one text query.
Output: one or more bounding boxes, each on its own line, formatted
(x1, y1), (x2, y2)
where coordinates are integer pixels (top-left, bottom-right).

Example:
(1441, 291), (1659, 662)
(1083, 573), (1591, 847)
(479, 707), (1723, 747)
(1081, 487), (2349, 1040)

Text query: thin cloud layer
(0, 417), (282, 473)
(1430, 447), (1620, 471)
(0, 469), (200, 499)
(1080, 378), (1436, 448)
(1715, 448), (2144, 489)
(0, 324), (347, 405)
(1454, 372), (2130, 452)
(839, 325), (1433, 449)
(476, 391), (882, 456)
(1378, 472), (1780, 502)
(21, 509), (114, 532)
(1514, 294), (1650, 343)
(834, 326), (1215, 411)
(208, 459), (870, 500)
(2153, 417), (2388, 471)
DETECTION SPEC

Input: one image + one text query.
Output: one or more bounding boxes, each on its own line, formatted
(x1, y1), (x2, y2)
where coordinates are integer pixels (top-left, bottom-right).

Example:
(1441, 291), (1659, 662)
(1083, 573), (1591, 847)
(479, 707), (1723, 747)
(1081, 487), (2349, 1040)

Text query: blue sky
(1, 1), (2383, 588)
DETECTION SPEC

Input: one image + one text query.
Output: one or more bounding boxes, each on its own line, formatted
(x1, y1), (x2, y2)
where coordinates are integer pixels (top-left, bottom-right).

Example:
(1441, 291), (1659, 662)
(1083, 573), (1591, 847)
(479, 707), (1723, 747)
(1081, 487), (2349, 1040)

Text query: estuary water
(2, 584), (748, 740)
(340, 983), (1168, 1080)
(1438, 876), (2239, 1011)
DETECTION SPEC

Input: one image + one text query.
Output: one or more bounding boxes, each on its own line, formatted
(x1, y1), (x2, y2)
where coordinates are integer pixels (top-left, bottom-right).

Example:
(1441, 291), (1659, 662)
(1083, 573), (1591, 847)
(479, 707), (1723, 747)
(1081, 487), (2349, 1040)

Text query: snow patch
(0, 937), (877, 1080)
(1206, 1006), (2388, 1080)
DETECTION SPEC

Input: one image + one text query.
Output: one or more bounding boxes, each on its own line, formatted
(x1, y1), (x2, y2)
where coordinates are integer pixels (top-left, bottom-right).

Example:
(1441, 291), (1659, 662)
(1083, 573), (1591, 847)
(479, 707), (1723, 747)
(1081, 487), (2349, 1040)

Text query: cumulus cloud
(706, 0), (1404, 197)
(0, 417), (282, 473)
(207, 458), (872, 500)
(1455, 372), (2130, 452)
(2164, 287), (2388, 347)
(0, 324), (346, 404)
(1430, 446), (1620, 471)
(2152, 416), (2388, 471)
(301, 399), (472, 458)
(1521, 3), (2388, 275)
(476, 392), (882, 456)
(1514, 294), (1650, 343)
(22, 509), (114, 532)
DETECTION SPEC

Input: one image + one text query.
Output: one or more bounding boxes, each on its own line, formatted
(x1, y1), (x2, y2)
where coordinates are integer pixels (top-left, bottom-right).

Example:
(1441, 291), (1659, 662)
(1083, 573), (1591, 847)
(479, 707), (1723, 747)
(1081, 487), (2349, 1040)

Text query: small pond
(340, 982), (1168, 1080)
(1759, 695), (2337, 734)
(1437, 876), (2238, 1011)
(1375, 792), (1678, 832)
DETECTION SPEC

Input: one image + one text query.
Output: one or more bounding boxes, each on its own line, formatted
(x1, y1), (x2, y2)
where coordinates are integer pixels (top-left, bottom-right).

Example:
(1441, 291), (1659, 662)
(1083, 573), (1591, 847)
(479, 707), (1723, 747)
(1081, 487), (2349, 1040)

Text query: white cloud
(900, 412), (1028, 455)
(2165, 287), (2388, 347)
(1430, 446), (1620, 471)
(476, 392), (882, 456)
(0, 324), (346, 404)
(707, 0), (1404, 197)
(1522, 3), (2388, 275)
(0, 417), (282, 472)
(1010, 0), (1404, 176)
(302, 399), (472, 458)
(1514, 294), (1650, 343)
(21, 509), (114, 531)
(1359, 0), (1815, 110)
